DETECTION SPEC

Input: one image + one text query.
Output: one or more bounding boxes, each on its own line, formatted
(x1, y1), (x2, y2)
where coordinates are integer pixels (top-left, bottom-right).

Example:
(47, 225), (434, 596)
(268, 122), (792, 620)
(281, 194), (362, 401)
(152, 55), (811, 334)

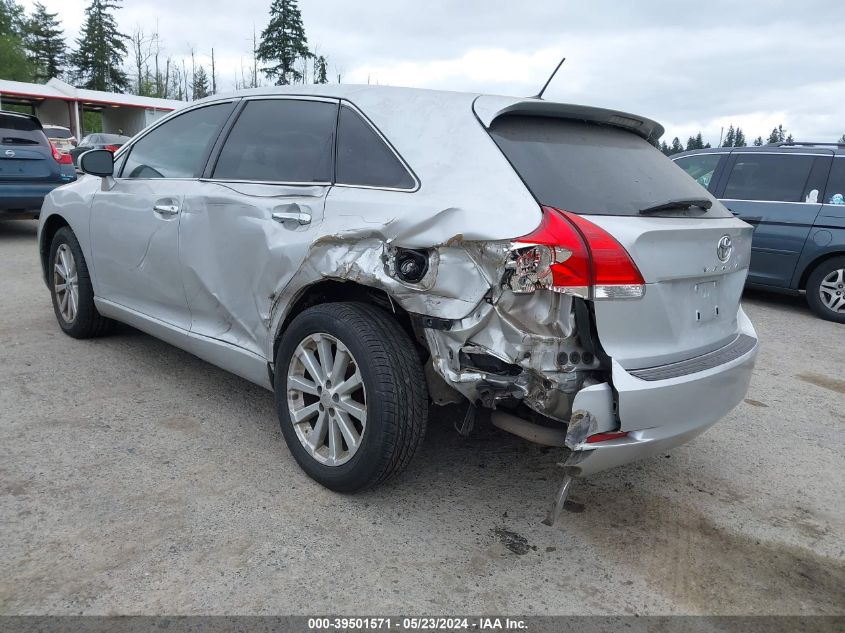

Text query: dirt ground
(1, 218), (843, 615)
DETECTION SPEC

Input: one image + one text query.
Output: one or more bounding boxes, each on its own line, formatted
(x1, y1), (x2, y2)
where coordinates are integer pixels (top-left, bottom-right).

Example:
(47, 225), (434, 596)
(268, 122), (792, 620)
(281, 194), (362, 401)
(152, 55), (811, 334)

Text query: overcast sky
(19, 0), (845, 144)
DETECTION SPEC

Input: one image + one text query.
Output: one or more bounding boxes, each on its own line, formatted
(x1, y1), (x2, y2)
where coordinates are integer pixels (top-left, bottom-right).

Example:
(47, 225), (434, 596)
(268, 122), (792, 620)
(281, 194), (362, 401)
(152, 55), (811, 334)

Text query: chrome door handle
(153, 203), (180, 216)
(272, 210), (311, 225)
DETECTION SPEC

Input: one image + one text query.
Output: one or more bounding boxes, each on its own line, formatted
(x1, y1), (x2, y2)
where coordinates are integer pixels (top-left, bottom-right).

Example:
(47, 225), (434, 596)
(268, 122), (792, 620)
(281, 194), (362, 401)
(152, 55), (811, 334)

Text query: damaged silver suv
(38, 86), (758, 515)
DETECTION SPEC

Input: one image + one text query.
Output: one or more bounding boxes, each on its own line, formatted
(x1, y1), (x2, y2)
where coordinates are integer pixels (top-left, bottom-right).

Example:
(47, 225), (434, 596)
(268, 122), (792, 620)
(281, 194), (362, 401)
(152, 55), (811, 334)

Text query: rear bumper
(0, 182), (67, 213)
(565, 309), (758, 476)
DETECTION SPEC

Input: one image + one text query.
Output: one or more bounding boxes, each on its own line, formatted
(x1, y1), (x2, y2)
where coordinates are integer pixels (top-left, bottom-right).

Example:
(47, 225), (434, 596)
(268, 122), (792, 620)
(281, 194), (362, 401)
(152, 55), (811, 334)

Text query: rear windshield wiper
(639, 198), (713, 215)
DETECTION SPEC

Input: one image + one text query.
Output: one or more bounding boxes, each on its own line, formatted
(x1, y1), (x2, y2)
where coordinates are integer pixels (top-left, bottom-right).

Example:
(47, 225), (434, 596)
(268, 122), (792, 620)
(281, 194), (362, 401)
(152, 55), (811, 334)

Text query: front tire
(48, 226), (113, 338)
(805, 257), (845, 323)
(274, 302), (428, 492)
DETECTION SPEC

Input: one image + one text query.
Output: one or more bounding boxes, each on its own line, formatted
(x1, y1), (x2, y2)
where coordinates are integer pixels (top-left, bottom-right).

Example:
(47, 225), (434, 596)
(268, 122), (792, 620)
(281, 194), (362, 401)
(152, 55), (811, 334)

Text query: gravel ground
(1, 218), (843, 615)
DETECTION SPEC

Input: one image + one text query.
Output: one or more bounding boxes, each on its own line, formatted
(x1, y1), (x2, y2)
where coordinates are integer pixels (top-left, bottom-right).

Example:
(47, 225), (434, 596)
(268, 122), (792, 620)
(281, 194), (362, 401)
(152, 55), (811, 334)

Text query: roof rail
(769, 141), (845, 148)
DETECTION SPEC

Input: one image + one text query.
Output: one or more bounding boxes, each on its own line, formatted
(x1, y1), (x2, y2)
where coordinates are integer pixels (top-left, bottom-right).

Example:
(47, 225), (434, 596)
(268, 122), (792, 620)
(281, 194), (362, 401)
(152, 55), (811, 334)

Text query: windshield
(489, 116), (731, 218)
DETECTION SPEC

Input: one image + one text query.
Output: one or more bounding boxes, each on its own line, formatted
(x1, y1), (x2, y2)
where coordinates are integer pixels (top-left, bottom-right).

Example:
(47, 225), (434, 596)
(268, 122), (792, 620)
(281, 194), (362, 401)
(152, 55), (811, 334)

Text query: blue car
(673, 143), (845, 322)
(1, 111), (76, 219)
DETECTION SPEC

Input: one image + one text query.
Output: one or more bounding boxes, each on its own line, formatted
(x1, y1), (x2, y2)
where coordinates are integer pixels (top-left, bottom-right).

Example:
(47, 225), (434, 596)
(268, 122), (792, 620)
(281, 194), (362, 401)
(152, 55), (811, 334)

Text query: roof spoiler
(472, 95), (663, 142)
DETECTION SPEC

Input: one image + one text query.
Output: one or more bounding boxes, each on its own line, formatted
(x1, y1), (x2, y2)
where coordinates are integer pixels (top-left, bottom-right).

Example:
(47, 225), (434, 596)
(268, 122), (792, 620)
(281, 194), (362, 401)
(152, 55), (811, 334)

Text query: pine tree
(670, 137), (684, 154)
(767, 125), (786, 144)
(24, 2), (65, 82)
(257, 0), (311, 85)
(785, 133), (794, 144)
(722, 125), (735, 148)
(753, 136), (763, 146)
(0, 0), (34, 81)
(694, 132), (704, 149)
(685, 136), (696, 151)
(69, 0), (129, 92)
(192, 65), (209, 99)
(314, 54), (328, 84)
(734, 127), (746, 147)
(839, 133), (845, 144)
(660, 140), (671, 156)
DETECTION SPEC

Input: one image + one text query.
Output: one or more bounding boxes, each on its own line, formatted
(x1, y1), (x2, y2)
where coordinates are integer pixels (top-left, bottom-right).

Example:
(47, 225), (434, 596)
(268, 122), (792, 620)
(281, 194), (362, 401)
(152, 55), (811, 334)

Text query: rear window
(489, 116), (729, 217)
(722, 153), (822, 203)
(335, 106), (415, 189)
(0, 114), (45, 146)
(45, 128), (73, 139)
(824, 158), (845, 205)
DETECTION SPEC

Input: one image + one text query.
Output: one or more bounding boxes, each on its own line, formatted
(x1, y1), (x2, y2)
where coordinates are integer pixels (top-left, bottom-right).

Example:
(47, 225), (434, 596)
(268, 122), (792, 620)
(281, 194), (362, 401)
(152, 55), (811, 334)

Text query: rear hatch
(485, 111), (753, 370)
(0, 113), (61, 183)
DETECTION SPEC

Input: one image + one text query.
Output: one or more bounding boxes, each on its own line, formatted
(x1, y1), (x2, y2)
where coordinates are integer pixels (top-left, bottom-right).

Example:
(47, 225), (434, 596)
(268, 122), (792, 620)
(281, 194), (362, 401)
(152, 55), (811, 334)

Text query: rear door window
(723, 154), (816, 202)
(122, 103), (233, 179)
(0, 115), (45, 146)
(673, 154), (722, 190)
(213, 99), (337, 183)
(823, 159), (845, 205)
(335, 106), (415, 189)
(489, 116), (729, 217)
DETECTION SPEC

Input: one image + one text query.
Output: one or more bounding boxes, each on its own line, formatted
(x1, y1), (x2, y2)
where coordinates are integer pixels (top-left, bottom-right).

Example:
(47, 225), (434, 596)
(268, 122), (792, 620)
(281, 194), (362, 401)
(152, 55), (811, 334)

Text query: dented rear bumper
(564, 310), (758, 476)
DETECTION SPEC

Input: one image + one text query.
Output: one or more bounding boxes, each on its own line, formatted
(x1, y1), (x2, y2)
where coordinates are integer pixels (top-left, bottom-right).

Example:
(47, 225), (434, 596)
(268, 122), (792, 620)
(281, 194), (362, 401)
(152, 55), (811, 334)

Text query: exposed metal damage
(261, 221), (617, 524)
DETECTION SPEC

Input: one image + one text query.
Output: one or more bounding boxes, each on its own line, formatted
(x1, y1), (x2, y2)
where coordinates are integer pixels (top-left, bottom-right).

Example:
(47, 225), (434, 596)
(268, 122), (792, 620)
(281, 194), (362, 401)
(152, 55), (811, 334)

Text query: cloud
(17, 0), (845, 142)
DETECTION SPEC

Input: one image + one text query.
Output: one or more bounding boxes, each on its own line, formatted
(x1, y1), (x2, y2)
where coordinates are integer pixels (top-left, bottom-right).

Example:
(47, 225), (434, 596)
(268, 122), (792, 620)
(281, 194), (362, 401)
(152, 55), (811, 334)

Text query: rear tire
(48, 226), (113, 338)
(805, 257), (845, 323)
(274, 302), (428, 492)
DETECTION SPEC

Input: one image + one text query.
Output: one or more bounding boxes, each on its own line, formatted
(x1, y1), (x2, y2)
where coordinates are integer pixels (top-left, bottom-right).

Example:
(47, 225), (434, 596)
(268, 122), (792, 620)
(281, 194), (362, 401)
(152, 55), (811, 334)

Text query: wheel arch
(39, 214), (71, 285)
(271, 279), (422, 367)
(797, 250), (845, 290)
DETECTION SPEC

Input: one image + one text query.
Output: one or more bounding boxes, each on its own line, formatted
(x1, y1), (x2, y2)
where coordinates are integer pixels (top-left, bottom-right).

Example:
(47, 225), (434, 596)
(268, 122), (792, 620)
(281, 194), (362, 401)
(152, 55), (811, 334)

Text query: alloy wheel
(286, 333), (367, 466)
(818, 268), (845, 314)
(53, 244), (79, 323)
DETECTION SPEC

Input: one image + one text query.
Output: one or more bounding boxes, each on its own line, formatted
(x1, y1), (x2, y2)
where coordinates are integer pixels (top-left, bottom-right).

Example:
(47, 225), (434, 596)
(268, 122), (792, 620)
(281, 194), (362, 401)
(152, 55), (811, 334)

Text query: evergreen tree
(753, 136), (763, 146)
(24, 2), (65, 82)
(69, 0), (129, 92)
(734, 127), (746, 147)
(0, 0), (34, 81)
(695, 132), (705, 149)
(660, 140), (671, 156)
(839, 133), (845, 144)
(670, 137), (684, 154)
(192, 65), (209, 99)
(722, 125), (735, 148)
(257, 0), (311, 85)
(686, 136), (696, 151)
(314, 54), (328, 84)
(785, 133), (794, 144)
(767, 125), (786, 144)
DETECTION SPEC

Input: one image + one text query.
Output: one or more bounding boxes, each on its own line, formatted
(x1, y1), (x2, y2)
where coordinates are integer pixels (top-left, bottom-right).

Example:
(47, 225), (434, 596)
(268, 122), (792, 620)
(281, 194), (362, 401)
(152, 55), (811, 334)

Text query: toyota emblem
(717, 235), (733, 263)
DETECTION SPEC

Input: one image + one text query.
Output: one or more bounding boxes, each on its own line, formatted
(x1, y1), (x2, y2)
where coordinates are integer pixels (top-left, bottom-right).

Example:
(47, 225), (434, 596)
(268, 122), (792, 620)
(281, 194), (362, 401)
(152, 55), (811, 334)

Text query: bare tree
(131, 27), (152, 95)
(210, 47), (217, 94)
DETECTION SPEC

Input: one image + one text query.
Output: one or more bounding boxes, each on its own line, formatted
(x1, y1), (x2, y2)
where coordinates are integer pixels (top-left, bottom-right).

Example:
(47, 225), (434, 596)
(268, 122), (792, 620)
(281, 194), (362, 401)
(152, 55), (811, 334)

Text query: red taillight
(585, 431), (629, 444)
(506, 206), (644, 300)
(103, 145), (119, 152)
(49, 141), (73, 165)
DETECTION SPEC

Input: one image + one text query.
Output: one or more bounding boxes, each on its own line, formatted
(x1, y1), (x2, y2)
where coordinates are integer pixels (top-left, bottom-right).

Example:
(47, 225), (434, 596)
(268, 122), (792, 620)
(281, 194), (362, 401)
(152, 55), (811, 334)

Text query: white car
(37, 86), (758, 519)
(41, 124), (77, 154)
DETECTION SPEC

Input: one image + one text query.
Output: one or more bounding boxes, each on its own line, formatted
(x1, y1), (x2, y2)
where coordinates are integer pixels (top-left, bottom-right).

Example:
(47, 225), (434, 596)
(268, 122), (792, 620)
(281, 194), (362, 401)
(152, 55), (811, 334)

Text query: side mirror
(78, 149), (114, 177)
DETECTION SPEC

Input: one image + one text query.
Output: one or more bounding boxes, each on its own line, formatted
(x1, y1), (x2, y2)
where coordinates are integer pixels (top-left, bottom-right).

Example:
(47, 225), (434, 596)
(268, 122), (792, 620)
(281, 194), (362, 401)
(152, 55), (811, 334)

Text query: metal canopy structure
(0, 77), (184, 139)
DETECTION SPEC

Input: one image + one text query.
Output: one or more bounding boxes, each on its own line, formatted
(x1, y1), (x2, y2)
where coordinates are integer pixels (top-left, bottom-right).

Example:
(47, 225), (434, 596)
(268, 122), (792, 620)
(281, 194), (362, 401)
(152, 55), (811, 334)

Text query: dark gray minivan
(673, 144), (845, 322)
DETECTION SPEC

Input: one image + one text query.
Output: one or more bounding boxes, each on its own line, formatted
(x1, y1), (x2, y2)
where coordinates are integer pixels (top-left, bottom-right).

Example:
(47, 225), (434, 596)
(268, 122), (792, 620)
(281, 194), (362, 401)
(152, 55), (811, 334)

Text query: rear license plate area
(692, 280), (719, 323)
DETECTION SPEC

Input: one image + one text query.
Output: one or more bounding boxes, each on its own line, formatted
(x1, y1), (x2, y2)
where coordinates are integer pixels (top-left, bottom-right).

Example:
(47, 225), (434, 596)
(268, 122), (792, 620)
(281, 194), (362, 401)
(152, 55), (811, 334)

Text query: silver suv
(38, 86), (758, 515)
